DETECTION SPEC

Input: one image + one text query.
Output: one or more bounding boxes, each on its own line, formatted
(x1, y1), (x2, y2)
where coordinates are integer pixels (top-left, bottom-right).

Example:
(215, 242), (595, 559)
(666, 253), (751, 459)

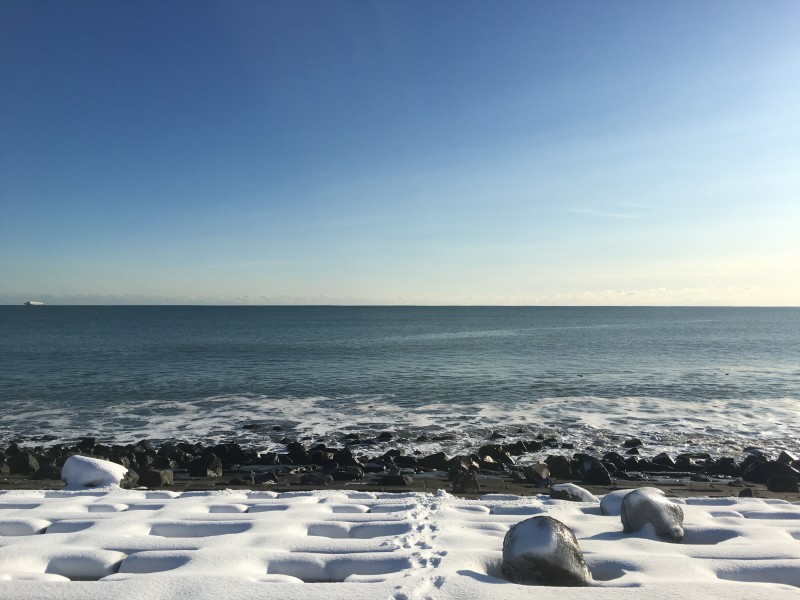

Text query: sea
(1, 306), (798, 460)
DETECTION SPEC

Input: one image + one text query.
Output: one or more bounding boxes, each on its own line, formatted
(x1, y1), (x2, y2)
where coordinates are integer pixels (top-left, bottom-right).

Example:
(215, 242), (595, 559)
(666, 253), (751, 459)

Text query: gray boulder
(502, 516), (591, 586)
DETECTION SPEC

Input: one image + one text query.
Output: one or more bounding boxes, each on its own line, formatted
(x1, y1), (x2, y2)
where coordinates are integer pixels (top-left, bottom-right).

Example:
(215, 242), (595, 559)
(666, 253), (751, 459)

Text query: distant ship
(24, 300), (45, 306)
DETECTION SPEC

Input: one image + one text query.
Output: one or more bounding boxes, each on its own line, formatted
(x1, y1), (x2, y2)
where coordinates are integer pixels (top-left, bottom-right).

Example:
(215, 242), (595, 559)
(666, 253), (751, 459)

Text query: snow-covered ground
(1, 486), (799, 599)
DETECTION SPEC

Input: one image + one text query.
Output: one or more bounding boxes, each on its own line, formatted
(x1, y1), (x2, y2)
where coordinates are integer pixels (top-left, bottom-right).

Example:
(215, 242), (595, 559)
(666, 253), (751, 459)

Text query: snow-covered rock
(621, 487), (684, 542)
(501, 515), (591, 586)
(61, 455), (130, 489)
(549, 483), (599, 503)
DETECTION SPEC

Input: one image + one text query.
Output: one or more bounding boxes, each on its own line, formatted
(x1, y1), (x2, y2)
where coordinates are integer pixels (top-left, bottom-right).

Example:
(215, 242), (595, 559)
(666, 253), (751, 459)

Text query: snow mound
(60, 455), (129, 489)
(0, 488), (798, 599)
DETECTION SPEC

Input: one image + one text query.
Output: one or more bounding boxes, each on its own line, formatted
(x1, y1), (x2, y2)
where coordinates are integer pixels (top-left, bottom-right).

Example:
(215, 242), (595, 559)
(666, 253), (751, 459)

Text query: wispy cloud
(569, 208), (642, 219)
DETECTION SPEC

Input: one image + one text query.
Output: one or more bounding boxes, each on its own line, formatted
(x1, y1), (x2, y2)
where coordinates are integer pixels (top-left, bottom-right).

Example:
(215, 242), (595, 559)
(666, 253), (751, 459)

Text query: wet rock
(255, 471), (278, 484)
(77, 437), (98, 453)
(376, 431), (393, 442)
(393, 455), (419, 468)
(522, 463), (551, 486)
(621, 488), (684, 542)
(703, 457), (738, 477)
(743, 460), (800, 484)
(766, 475), (799, 493)
(31, 464), (62, 480)
(286, 442), (311, 466)
(139, 469), (174, 488)
(300, 473), (334, 485)
(332, 466), (365, 481)
(187, 454), (223, 477)
(623, 438), (643, 448)
(152, 455), (177, 470)
(377, 469), (413, 486)
(501, 516), (591, 586)
(545, 455), (573, 479)
(778, 450), (798, 465)
(738, 487), (754, 497)
(333, 447), (363, 468)
(8, 451), (39, 475)
(228, 471), (256, 485)
(652, 453), (676, 468)
(478, 445), (514, 467)
(452, 471), (480, 494)
(578, 456), (612, 485)
(602, 452), (626, 471)
(418, 452), (450, 471)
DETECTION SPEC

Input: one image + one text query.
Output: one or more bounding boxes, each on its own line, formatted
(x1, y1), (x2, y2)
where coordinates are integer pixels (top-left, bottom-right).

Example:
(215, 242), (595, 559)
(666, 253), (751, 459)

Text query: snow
(0, 488), (798, 599)
(60, 455), (130, 489)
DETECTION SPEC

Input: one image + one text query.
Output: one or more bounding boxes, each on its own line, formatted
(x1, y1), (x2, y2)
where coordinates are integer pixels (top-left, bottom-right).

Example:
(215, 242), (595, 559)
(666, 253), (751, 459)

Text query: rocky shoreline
(1, 432), (799, 500)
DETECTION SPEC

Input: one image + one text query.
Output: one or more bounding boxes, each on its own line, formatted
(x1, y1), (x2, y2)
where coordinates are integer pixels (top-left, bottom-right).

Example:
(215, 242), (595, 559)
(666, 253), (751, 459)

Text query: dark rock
(545, 455), (573, 479)
(703, 457), (738, 477)
(309, 450), (333, 466)
(522, 463), (551, 485)
(578, 456), (612, 485)
(501, 516), (591, 586)
(447, 456), (476, 481)
(377, 471), (413, 486)
(332, 466), (365, 481)
(625, 447), (640, 455)
(228, 471), (256, 485)
(187, 454), (223, 477)
(525, 439), (543, 452)
(286, 442), (311, 465)
(766, 475), (799, 493)
(8, 451), (39, 475)
(690, 474), (712, 483)
(139, 469), (174, 488)
(31, 464), (62, 480)
(76, 437), (98, 453)
(418, 452), (450, 471)
(5, 442), (21, 456)
(393, 455), (419, 468)
(652, 453), (676, 468)
(242, 423), (261, 430)
(560, 442), (574, 449)
(623, 438), (643, 448)
(489, 431), (505, 440)
(743, 460), (800, 484)
(376, 431), (393, 442)
(479, 455), (506, 472)
(778, 450), (798, 464)
(135, 440), (156, 453)
(542, 436), (560, 448)
(506, 441), (528, 456)
(738, 487), (754, 497)
(452, 471), (480, 494)
(478, 445), (515, 467)
(300, 473), (334, 485)
(152, 455), (176, 470)
(255, 471), (278, 484)
(333, 447), (362, 468)
(602, 452), (627, 471)
(0, 459), (9, 476)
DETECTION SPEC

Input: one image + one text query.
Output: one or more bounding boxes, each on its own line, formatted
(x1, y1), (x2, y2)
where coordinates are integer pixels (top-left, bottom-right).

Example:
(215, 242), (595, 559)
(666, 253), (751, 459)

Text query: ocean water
(1, 306), (798, 459)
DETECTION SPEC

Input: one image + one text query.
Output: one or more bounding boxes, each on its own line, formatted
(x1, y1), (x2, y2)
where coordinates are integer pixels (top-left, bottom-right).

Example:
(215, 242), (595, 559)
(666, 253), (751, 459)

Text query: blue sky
(1, 1), (798, 305)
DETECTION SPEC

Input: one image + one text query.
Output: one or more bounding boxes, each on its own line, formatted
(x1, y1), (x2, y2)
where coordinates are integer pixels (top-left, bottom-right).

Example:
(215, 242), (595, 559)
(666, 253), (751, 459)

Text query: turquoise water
(1, 306), (798, 455)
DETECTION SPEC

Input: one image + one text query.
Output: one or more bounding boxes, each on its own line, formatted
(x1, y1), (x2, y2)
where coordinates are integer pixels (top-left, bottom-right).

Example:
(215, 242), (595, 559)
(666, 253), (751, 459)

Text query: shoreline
(2, 434), (798, 501)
